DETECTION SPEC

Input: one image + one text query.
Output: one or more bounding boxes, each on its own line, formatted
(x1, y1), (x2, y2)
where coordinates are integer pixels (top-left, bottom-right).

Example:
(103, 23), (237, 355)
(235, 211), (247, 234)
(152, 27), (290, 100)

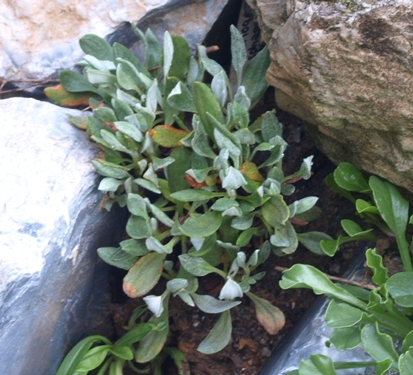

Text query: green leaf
(261, 111), (282, 142)
(270, 221), (298, 255)
(113, 42), (149, 76)
(166, 146), (191, 193)
(168, 35), (191, 80)
(192, 294), (241, 314)
(298, 354), (338, 375)
(109, 346), (134, 360)
(126, 215), (152, 239)
(120, 239), (150, 257)
(114, 120), (145, 143)
(116, 61), (142, 92)
(329, 327), (361, 350)
(289, 197), (318, 217)
(402, 330), (413, 354)
(75, 345), (112, 371)
(86, 69), (117, 85)
(356, 198), (379, 214)
(178, 254), (222, 277)
(180, 211), (223, 238)
(370, 175), (412, 271)
(167, 82), (196, 112)
(230, 25), (247, 86)
(79, 34), (113, 61)
(97, 247), (137, 270)
(192, 82), (223, 140)
(127, 194), (149, 218)
(279, 264), (367, 310)
(163, 76), (180, 125)
(242, 46), (270, 107)
(325, 300), (363, 328)
(387, 272), (413, 307)
(162, 347), (190, 375)
(262, 195), (289, 227)
(334, 162), (370, 192)
(55, 336), (111, 375)
(246, 292), (285, 334)
(92, 160), (131, 179)
(297, 232), (333, 256)
(170, 189), (224, 202)
(163, 31), (174, 78)
(59, 70), (98, 94)
(399, 347), (413, 375)
(149, 125), (189, 147)
(366, 248), (388, 286)
(136, 296), (169, 363)
(361, 323), (399, 368)
(197, 310), (232, 354)
(98, 177), (124, 192)
(123, 252), (166, 298)
(211, 71), (228, 108)
(115, 323), (156, 347)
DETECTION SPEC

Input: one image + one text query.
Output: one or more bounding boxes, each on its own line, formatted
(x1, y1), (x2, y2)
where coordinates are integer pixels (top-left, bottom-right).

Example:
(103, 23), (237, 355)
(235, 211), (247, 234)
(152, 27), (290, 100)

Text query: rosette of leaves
(47, 25), (328, 359)
(279, 165), (413, 374)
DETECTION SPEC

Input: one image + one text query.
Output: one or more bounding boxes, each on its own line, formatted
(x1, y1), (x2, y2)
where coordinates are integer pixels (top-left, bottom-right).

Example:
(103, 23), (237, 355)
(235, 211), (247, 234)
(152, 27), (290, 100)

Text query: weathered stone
(249, 0), (413, 193)
(0, 98), (125, 375)
(0, 0), (228, 81)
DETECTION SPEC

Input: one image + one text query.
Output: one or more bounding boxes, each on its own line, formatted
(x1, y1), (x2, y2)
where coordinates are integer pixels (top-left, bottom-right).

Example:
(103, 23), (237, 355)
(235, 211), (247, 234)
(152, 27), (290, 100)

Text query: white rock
(0, 0), (229, 80)
(0, 98), (125, 374)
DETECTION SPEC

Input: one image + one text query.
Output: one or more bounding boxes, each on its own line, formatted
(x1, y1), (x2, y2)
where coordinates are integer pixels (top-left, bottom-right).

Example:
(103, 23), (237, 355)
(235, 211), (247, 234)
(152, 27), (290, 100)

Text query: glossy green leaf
(298, 354), (338, 375)
(109, 346), (134, 360)
(356, 199), (379, 214)
(123, 252), (166, 298)
(197, 310), (232, 354)
(79, 34), (113, 61)
(180, 211), (223, 238)
(370, 175), (412, 271)
(387, 272), (413, 307)
(366, 248), (388, 286)
(329, 327), (361, 350)
(361, 323), (399, 368)
(280, 264), (367, 309)
(56, 336), (111, 375)
(247, 292), (285, 334)
(192, 294), (241, 314)
(75, 345), (112, 371)
(399, 348), (413, 375)
(334, 162), (370, 192)
(325, 300), (363, 328)
(402, 330), (413, 354)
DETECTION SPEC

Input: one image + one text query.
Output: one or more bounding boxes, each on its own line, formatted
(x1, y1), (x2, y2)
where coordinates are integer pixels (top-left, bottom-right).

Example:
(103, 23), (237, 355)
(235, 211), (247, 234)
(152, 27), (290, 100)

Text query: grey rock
(0, 0), (229, 81)
(249, 0), (413, 193)
(0, 98), (125, 375)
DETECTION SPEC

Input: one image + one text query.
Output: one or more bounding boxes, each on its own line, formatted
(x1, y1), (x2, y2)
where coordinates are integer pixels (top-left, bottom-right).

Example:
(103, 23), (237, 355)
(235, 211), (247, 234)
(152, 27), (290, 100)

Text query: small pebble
(261, 347), (272, 357)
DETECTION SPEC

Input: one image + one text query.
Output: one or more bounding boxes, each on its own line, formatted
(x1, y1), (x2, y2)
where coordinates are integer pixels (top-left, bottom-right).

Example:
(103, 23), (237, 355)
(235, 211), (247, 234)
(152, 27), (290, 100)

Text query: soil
(107, 89), (362, 375)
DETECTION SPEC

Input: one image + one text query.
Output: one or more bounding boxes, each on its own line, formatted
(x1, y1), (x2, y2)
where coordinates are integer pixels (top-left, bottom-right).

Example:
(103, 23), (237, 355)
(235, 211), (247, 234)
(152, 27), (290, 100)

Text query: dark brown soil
(107, 90), (360, 375)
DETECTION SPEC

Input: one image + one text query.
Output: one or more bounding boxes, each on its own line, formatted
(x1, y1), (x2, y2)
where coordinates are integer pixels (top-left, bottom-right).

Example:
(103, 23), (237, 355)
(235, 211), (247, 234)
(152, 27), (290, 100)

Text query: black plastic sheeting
(260, 248), (375, 375)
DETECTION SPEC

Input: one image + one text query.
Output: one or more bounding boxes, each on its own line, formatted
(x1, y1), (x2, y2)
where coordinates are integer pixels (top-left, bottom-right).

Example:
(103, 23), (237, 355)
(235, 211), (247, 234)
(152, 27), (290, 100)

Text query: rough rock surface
(0, 98), (125, 375)
(0, 0), (228, 80)
(249, 0), (413, 193)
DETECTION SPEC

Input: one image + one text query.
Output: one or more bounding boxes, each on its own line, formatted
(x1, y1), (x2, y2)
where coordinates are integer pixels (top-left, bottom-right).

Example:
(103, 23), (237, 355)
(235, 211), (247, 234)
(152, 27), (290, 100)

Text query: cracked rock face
(249, 0), (413, 193)
(0, 0), (228, 80)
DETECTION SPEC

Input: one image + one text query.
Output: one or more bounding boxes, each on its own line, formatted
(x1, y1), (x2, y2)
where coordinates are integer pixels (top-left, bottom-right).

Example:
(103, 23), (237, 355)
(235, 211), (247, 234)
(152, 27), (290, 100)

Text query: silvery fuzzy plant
(47, 24), (330, 369)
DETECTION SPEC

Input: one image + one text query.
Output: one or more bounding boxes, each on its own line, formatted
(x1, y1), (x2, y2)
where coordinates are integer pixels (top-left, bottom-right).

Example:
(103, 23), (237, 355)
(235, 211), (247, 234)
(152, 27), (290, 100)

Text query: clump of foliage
(280, 163), (413, 374)
(49, 24), (330, 374)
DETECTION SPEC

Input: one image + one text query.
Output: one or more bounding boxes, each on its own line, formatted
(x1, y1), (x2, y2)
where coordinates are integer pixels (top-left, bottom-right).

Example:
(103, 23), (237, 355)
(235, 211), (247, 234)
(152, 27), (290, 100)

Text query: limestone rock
(0, 98), (125, 375)
(250, 0), (413, 193)
(0, 0), (228, 81)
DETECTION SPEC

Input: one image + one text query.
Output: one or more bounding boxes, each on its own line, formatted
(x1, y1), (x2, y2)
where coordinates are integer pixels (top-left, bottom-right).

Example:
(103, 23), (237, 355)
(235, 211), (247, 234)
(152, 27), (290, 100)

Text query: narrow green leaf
(55, 336), (111, 375)
(123, 252), (166, 298)
(366, 248), (388, 286)
(97, 247), (137, 270)
(115, 323), (156, 347)
(170, 189), (223, 202)
(167, 82), (196, 112)
(192, 294), (241, 314)
(230, 25), (247, 86)
(297, 232), (333, 256)
(59, 70), (98, 94)
(169, 35), (191, 80)
(197, 310), (232, 354)
(166, 147), (191, 193)
(178, 254), (222, 277)
(92, 160), (131, 179)
(75, 345), (111, 371)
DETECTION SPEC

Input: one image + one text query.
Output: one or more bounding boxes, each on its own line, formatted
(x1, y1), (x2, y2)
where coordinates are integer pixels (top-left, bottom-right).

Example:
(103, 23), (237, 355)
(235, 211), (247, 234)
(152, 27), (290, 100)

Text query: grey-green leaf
(197, 310), (232, 354)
